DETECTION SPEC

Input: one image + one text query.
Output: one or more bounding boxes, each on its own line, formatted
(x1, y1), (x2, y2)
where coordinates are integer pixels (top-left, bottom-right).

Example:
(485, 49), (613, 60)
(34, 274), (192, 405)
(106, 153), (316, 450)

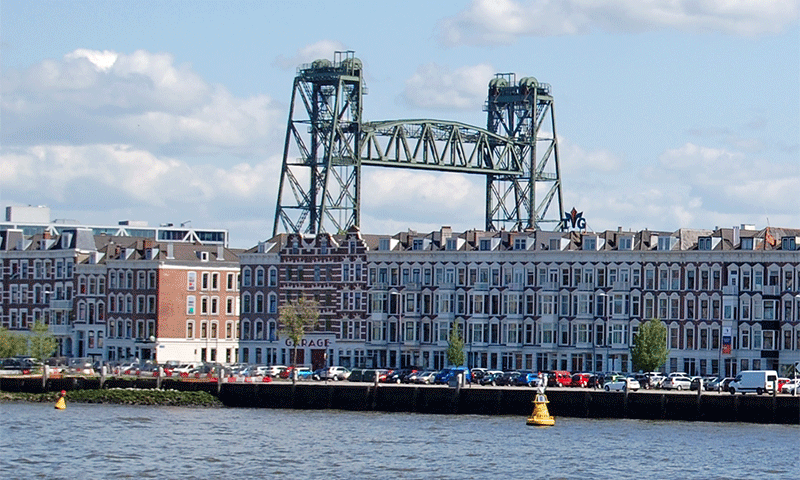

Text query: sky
(1, 0), (798, 248)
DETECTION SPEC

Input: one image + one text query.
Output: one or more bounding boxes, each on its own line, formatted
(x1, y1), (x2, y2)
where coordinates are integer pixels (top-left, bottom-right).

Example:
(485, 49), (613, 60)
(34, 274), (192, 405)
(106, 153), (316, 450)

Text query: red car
(546, 370), (572, 387)
(570, 373), (591, 387)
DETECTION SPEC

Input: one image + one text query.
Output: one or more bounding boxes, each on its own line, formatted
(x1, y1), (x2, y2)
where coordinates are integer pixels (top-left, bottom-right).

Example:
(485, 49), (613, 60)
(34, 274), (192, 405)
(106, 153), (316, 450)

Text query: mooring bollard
(42, 364), (49, 390)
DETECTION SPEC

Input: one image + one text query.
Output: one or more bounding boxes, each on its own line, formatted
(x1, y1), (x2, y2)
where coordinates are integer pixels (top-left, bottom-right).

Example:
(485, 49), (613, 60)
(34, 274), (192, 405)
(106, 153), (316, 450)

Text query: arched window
(255, 267), (265, 286)
(255, 320), (264, 339)
(242, 321), (251, 340)
(242, 267), (252, 287)
(255, 293), (264, 313)
(242, 293), (251, 314)
(269, 293), (278, 314)
(269, 267), (278, 287)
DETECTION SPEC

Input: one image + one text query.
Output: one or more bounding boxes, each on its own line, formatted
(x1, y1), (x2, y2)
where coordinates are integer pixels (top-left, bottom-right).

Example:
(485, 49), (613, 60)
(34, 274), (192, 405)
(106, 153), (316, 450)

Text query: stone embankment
(2, 375), (798, 424)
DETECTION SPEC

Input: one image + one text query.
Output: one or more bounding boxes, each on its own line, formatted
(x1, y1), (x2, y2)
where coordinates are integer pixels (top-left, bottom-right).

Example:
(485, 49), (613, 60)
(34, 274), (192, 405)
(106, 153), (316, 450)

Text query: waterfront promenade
(1, 374), (798, 425)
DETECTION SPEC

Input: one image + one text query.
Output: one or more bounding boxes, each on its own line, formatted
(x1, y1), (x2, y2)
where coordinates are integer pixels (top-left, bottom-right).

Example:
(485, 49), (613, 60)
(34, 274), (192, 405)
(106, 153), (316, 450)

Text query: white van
(728, 370), (779, 395)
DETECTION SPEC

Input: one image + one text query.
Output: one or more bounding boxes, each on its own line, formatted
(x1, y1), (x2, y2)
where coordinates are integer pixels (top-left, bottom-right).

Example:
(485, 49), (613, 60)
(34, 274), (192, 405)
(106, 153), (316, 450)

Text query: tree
(279, 297), (320, 378)
(631, 319), (669, 372)
(28, 320), (58, 361)
(446, 320), (465, 367)
(0, 327), (27, 358)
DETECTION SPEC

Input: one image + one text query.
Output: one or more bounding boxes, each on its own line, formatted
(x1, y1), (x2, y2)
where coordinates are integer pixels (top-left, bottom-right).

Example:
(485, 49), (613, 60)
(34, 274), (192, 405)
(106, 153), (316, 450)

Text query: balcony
(473, 282), (489, 291)
(762, 285), (780, 297)
(507, 282), (524, 292)
(49, 300), (72, 310)
(540, 281), (558, 291)
(612, 281), (630, 292)
(577, 282), (594, 292)
(48, 324), (71, 336)
(722, 285), (738, 295)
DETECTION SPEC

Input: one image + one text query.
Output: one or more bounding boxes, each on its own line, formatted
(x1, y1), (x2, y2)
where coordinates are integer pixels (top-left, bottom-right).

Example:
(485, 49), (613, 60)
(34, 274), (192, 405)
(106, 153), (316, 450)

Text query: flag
(765, 227), (776, 247)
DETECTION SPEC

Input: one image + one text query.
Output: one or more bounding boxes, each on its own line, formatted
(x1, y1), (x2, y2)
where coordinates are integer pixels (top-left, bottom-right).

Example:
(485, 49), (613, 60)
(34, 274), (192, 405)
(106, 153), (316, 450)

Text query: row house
(239, 227), (372, 370)
(1, 228), (94, 356)
(1, 228), (242, 364)
(243, 225), (800, 377)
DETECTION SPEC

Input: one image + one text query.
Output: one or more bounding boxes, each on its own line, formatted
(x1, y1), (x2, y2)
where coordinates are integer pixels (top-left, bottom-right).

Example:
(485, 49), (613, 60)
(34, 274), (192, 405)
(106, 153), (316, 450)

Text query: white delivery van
(728, 370), (779, 395)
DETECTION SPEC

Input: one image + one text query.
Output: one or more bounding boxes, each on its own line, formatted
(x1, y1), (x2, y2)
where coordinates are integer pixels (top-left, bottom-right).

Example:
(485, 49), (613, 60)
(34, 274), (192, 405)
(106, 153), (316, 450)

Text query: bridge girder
(273, 53), (564, 236)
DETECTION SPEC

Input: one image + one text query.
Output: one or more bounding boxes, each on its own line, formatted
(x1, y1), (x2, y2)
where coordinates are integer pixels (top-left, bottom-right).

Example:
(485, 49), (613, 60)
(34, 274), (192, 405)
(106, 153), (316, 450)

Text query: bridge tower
(484, 74), (564, 231)
(273, 51), (365, 236)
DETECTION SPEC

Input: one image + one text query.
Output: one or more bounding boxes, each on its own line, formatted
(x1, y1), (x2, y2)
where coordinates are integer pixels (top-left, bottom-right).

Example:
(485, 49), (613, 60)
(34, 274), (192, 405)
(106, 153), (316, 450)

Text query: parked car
(780, 378), (800, 394)
(496, 371), (521, 386)
(570, 373), (591, 388)
(265, 365), (287, 378)
(323, 366), (351, 381)
(414, 370), (438, 384)
(706, 377), (735, 392)
(469, 368), (488, 382)
(661, 375), (692, 391)
(545, 370), (572, 387)
(777, 378), (791, 392)
(728, 370), (779, 395)
(604, 377), (641, 392)
(514, 371), (542, 387)
(434, 367), (472, 385)
(348, 369), (364, 382)
(479, 370), (504, 386)
(386, 368), (416, 383)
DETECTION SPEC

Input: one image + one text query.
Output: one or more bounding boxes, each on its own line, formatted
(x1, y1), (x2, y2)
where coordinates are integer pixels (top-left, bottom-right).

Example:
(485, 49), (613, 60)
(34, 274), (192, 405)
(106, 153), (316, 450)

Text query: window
(583, 237), (597, 251)
(618, 236), (633, 250)
(698, 237), (712, 250)
(740, 237), (754, 250)
(186, 321), (194, 339)
(187, 271), (197, 291)
(186, 295), (196, 315)
(514, 238), (527, 250)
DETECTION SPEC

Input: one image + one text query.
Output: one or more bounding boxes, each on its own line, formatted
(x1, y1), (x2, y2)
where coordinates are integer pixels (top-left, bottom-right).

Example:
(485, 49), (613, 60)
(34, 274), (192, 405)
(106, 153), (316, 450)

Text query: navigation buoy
(54, 390), (66, 410)
(526, 393), (555, 426)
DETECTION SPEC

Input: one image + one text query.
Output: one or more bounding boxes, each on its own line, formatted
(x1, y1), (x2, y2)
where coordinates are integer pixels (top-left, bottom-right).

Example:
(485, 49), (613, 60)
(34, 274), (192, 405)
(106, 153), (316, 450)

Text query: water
(1, 403), (796, 479)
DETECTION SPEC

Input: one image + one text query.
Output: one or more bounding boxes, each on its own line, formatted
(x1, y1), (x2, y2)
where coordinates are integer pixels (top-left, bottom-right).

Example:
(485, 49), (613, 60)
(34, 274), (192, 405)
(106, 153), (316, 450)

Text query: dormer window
(291, 240), (299, 255)
(698, 237), (712, 251)
(513, 238), (527, 250)
(618, 236), (633, 250)
(582, 236), (597, 251)
(781, 236), (797, 251)
(479, 238), (492, 251)
(657, 236), (674, 251)
(412, 238), (424, 250)
(379, 238), (390, 251)
(549, 238), (561, 251)
(446, 238), (457, 251)
(320, 238), (328, 254)
(740, 237), (754, 250)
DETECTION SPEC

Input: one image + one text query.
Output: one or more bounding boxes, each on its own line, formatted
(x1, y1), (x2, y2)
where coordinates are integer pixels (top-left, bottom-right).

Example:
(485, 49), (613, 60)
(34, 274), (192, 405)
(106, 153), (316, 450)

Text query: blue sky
(2, 0), (798, 248)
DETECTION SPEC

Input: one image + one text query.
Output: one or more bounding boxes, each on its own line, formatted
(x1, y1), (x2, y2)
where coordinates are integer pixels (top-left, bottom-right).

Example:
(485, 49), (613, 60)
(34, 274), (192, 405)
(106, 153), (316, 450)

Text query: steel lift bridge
(273, 51), (564, 236)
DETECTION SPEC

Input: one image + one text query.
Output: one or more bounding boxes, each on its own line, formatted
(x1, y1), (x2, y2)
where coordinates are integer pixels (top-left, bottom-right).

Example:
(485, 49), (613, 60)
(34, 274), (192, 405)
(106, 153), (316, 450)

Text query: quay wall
(2, 376), (798, 425)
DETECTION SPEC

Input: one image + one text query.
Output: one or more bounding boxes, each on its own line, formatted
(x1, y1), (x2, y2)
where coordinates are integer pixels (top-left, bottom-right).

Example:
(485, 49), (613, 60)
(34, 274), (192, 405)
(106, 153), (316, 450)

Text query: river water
(1, 402), (796, 479)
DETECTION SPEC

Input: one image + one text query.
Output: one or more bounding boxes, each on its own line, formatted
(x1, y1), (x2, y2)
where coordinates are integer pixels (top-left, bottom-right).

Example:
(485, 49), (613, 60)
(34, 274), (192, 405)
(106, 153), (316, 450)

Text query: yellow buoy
(526, 393), (555, 426)
(54, 390), (66, 410)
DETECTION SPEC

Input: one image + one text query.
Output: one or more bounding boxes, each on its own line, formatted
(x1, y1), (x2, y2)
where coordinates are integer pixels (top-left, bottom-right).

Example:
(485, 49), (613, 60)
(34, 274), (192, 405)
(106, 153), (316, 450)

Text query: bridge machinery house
(243, 224), (800, 377)
(239, 227), (372, 370)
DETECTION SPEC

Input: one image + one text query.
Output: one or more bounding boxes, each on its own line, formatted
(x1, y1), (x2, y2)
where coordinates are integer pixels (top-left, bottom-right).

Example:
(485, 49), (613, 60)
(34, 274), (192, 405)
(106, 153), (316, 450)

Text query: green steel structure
(273, 52), (563, 236)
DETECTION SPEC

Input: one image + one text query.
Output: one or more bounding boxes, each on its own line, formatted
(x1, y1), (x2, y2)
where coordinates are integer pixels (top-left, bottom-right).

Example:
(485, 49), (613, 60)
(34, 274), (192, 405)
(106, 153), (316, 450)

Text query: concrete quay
(217, 382), (800, 425)
(2, 375), (798, 425)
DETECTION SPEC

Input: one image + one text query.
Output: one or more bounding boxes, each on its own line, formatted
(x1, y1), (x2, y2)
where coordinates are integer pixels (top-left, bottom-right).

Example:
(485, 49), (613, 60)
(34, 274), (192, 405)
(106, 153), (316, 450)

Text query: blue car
(434, 367), (472, 384)
(514, 371), (541, 387)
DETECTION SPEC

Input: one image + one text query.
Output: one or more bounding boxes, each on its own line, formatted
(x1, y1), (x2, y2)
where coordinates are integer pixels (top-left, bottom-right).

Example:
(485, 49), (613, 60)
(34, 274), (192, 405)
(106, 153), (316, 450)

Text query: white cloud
(439, 0), (800, 45)
(400, 63), (496, 110)
(1, 49), (285, 155)
(0, 144), (280, 213)
(273, 40), (349, 70)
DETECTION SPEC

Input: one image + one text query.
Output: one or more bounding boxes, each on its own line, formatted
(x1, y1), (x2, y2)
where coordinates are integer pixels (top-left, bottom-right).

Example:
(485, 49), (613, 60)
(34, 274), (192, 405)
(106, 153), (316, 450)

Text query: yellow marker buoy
(526, 393), (555, 426)
(55, 390), (66, 410)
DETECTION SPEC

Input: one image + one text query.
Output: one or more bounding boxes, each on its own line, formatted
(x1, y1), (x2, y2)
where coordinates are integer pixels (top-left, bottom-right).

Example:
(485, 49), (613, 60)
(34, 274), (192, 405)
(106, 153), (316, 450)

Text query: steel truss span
(273, 52), (564, 236)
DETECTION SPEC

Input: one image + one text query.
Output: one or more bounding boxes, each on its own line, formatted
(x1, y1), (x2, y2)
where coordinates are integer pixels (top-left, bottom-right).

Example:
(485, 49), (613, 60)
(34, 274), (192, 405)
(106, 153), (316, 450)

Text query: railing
(722, 285), (738, 295)
(49, 300), (72, 310)
(48, 324), (71, 336)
